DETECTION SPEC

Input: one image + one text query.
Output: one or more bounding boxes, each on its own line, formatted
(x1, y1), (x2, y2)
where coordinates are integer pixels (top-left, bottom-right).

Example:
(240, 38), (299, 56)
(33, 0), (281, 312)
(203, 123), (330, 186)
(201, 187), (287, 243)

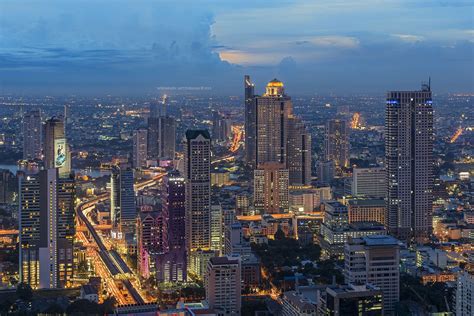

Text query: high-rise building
(185, 130), (211, 252)
(44, 117), (71, 177)
(352, 167), (386, 198)
(344, 235), (400, 315)
(22, 110), (42, 160)
(133, 128), (148, 168)
(212, 111), (232, 142)
(210, 204), (224, 255)
(158, 171), (187, 282)
(148, 116), (176, 161)
(456, 271), (474, 316)
(0, 169), (17, 204)
(137, 211), (165, 278)
(110, 165), (136, 236)
(254, 79), (292, 167)
(162, 171), (186, 252)
(317, 160), (335, 186)
(324, 119), (349, 171)
(19, 169), (75, 289)
(287, 116), (312, 186)
(205, 256), (241, 315)
(254, 162), (289, 214)
(244, 75), (256, 165)
(385, 84), (434, 242)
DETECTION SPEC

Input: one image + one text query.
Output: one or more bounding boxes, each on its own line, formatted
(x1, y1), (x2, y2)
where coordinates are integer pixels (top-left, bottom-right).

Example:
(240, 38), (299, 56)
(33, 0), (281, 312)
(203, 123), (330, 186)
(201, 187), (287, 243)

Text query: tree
(16, 283), (33, 301)
(66, 299), (100, 315)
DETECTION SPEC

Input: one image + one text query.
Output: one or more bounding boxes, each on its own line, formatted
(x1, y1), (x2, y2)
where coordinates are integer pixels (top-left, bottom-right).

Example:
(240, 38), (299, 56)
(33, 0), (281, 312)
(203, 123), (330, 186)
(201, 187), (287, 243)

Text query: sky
(0, 0), (473, 95)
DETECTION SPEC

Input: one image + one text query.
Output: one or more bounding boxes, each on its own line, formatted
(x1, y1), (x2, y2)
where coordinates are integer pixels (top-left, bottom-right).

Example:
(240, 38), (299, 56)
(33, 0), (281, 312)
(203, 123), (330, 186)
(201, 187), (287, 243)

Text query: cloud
(308, 36), (360, 48)
(392, 34), (424, 43)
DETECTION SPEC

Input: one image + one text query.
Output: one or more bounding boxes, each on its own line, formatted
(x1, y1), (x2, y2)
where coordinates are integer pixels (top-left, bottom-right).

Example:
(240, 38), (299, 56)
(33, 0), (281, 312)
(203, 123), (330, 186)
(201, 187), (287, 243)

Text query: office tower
(22, 110), (42, 160)
(158, 171), (187, 282)
(235, 194), (250, 216)
(162, 172), (186, 252)
(0, 169), (17, 204)
(210, 204), (224, 254)
(133, 128), (148, 168)
(147, 117), (160, 160)
(254, 162), (289, 214)
(456, 271), (474, 316)
(44, 117), (71, 177)
(319, 201), (386, 259)
(137, 211), (165, 278)
(317, 160), (335, 186)
(205, 256), (241, 315)
(184, 130), (211, 252)
(324, 119), (349, 171)
(254, 79), (292, 167)
(150, 96), (166, 118)
(287, 116), (312, 186)
(318, 284), (383, 316)
(159, 116), (176, 159)
(147, 116), (176, 161)
(244, 75), (256, 164)
(344, 235), (400, 315)
(352, 167), (386, 198)
(347, 199), (386, 226)
(386, 84), (434, 242)
(19, 169), (75, 289)
(110, 165), (136, 236)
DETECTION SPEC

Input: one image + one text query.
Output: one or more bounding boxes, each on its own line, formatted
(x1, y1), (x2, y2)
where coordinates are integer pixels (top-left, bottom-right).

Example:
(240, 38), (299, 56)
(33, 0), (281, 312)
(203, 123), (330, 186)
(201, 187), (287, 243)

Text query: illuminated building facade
(19, 169), (75, 289)
(386, 85), (434, 242)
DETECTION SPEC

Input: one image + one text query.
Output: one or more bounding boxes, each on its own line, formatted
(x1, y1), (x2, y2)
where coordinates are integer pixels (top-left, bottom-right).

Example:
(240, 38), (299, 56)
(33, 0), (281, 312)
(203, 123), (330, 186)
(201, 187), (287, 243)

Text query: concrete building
(244, 75), (256, 166)
(456, 271), (474, 316)
(317, 160), (335, 186)
(324, 119), (349, 171)
(210, 204), (224, 255)
(319, 284), (383, 316)
(287, 116), (312, 186)
(344, 235), (400, 315)
(254, 162), (289, 214)
(133, 128), (148, 168)
(386, 84), (434, 242)
(110, 165), (136, 236)
(352, 167), (386, 198)
(137, 211), (165, 278)
(22, 110), (42, 160)
(347, 199), (386, 226)
(185, 130), (211, 253)
(43, 117), (71, 177)
(19, 169), (75, 289)
(205, 256), (241, 315)
(281, 290), (318, 315)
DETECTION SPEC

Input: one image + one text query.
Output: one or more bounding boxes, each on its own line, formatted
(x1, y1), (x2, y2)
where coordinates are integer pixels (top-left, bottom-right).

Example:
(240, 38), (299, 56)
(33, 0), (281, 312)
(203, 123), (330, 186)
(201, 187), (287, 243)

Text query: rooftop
(362, 234), (399, 246)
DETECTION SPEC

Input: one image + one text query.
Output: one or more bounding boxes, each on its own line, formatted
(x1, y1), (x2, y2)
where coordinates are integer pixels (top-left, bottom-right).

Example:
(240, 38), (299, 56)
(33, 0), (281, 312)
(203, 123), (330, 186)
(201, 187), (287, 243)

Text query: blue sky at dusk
(0, 0), (473, 95)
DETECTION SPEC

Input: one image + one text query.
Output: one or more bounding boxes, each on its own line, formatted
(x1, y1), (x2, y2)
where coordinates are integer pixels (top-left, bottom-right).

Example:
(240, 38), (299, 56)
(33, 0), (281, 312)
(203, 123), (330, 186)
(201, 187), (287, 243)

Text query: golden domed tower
(264, 78), (285, 96)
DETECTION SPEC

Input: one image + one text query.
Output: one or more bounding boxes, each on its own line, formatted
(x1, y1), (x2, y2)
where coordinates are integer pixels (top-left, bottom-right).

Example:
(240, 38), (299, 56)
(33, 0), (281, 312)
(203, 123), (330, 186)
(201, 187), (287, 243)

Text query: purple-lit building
(137, 211), (166, 279)
(157, 171), (187, 282)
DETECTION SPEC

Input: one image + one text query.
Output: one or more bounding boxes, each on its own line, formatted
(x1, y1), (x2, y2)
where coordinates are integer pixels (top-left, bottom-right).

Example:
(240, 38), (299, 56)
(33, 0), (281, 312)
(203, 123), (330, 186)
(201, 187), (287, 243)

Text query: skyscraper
(254, 162), (289, 214)
(44, 117), (71, 177)
(158, 171), (187, 282)
(244, 75), (255, 165)
(110, 165), (136, 236)
(137, 211), (165, 278)
(205, 256), (241, 315)
(254, 79), (292, 166)
(147, 116), (176, 161)
(385, 84), (434, 242)
(133, 128), (148, 168)
(324, 119), (349, 171)
(19, 169), (75, 289)
(185, 130), (211, 252)
(287, 116), (312, 185)
(22, 110), (42, 160)
(344, 235), (400, 315)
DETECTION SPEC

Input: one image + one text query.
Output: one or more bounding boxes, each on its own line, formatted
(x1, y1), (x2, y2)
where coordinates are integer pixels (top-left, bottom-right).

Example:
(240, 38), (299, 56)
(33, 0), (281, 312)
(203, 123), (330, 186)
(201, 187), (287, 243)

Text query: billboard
(54, 138), (67, 168)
